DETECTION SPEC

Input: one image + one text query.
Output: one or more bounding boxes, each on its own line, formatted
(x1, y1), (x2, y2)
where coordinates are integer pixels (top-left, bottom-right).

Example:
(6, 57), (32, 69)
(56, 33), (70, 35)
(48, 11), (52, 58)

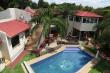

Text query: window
(82, 17), (96, 23)
(69, 16), (73, 21)
(75, 16), (81, 22)
(11, 35), (19, 47)
(90, 18), (97, 23)
(83, 18), (86, 23)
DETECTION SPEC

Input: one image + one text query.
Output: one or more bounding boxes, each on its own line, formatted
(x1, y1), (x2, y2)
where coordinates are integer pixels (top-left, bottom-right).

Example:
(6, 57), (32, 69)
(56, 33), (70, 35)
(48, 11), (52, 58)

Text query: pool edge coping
(22, 45), (66, 73)
(22, 45), (97, 73)
(76, 45), (97, 73)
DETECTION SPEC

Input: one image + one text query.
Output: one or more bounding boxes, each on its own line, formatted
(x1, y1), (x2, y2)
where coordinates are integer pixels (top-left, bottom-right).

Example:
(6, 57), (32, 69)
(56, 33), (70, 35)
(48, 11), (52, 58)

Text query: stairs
(63, 47), (80, 52)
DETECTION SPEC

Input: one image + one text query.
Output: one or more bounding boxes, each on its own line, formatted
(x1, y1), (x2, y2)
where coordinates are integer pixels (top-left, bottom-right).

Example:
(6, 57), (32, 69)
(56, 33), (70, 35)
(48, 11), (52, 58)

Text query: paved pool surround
(22, 45), (96, 73)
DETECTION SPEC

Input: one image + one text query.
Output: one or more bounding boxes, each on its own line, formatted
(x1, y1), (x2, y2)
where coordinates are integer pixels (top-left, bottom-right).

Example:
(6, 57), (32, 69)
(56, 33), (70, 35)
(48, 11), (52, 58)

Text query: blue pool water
(31, 47), (93, 73)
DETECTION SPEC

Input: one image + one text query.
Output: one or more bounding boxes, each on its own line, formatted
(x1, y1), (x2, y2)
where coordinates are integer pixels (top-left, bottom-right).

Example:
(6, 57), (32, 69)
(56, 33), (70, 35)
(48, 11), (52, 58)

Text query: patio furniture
(46, 45), (62, 53)
(57, 40), (78, 45)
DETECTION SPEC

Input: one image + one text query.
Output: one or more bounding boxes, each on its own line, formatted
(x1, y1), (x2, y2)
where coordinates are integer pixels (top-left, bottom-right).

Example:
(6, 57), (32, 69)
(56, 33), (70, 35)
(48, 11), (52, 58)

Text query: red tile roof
(75, 11), (103, 17)
(0, 20), (30, 38)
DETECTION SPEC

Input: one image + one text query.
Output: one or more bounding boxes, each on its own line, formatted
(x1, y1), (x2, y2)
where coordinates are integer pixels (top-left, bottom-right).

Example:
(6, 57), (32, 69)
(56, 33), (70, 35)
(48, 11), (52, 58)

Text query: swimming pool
(31, 47), (93, 73)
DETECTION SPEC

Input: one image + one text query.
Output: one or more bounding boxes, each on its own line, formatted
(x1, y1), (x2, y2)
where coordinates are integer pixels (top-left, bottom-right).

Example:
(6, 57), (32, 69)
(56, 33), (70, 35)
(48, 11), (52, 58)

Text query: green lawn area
(89, 59), (110, 73)
(2, 52), (36, 73)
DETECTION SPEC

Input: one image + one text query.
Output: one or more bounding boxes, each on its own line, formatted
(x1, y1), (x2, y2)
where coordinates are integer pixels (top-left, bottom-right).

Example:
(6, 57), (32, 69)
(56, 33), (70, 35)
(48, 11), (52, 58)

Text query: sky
(32, 0), (110, 8)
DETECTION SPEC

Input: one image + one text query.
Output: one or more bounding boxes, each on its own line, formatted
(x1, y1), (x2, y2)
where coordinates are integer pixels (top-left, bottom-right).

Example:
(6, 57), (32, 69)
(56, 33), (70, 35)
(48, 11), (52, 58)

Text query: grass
(2, 52), (36, 73)
(89, 59), (110, 73)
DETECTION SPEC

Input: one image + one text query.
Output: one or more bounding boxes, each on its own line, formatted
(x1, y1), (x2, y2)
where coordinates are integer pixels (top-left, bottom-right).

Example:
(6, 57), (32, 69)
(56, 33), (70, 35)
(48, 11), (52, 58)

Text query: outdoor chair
(47, 45), (62, 53)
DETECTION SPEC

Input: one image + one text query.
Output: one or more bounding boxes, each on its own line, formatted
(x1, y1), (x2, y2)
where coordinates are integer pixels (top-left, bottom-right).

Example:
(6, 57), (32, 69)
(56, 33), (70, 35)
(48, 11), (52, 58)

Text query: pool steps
(63, 47), (81, 52)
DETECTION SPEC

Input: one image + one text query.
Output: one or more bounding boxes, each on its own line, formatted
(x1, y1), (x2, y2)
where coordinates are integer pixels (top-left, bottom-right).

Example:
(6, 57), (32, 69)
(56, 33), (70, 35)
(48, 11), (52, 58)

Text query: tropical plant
(95, 18), (110, 56)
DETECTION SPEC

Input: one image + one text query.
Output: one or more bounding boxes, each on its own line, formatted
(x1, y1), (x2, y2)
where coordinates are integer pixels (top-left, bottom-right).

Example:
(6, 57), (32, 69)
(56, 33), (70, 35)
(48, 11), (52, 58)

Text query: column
(97, 18), (99, 23)
(81, 17), (83, 23)
(79, 31), (81, 40)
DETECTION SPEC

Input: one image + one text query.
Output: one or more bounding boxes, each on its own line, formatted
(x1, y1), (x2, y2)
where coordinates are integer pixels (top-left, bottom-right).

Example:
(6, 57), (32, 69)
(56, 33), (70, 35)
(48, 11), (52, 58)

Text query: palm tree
(95, 18), (110, 57)
(95, 18), (110, 40)
(41, 16), (67, 45)
(30, 7), (67, 47)
(38, 7), (67, 37)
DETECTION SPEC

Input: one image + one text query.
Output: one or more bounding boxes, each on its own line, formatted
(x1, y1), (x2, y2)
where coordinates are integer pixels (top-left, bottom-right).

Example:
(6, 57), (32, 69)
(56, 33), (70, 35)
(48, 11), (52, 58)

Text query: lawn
(2, 52), (36, 73)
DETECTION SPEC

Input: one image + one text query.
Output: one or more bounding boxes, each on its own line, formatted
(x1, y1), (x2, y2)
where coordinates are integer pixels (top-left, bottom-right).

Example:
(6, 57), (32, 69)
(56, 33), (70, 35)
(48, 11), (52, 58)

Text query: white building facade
(67, 11), (102, 40)
(0, 8), (32, 22)
(0, 20), (30, 62)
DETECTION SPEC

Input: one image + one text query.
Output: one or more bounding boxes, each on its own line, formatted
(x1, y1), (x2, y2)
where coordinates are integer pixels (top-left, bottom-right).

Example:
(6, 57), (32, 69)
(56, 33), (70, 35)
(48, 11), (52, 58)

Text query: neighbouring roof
(0, 19), (30, 38)
(25, 6), (37, 16)
(75, 11), (103, 18)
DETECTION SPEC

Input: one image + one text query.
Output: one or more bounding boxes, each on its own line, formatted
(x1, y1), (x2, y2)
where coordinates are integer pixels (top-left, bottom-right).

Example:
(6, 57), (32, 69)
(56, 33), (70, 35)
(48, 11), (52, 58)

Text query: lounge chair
(46, 45), (62, 53)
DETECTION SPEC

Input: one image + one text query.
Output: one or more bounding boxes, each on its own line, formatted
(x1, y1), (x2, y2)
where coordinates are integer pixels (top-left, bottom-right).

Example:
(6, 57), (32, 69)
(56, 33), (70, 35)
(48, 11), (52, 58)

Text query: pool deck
(26, 45), (65, 65)
(24, 44), (97, 73)
(76, 45), (97, 73)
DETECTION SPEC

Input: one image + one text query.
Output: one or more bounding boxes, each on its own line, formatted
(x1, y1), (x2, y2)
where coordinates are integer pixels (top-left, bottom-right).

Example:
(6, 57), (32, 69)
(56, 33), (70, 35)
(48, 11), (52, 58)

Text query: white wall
(73, 21), (81, 31)
(7, 32), (26, 61)
(14, 8), (32, 22)
(80, 23), (96, 31)
(73, 21), (96, 31)
(0, 31), (10, 60)
(67, 20), (74, 35)
(0, 9), (11, 19)
(67, 16), (75, 35)
(0, 8), (32, 22)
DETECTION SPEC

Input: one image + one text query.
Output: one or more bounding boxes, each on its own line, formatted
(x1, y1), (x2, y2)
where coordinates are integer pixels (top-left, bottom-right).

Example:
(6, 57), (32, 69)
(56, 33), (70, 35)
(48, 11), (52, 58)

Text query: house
(24, 6), (36, 17)
(0, 19), (30, 62)
(0, 7), (38, 33)
(67, 10), (103, 40)
(0, 8), (32, 22)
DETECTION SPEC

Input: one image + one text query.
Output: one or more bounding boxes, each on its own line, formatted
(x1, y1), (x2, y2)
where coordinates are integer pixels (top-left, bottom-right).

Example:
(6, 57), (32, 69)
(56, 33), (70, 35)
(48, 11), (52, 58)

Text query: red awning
(75, 11), (103, 18)
(0, 20), (30, 38)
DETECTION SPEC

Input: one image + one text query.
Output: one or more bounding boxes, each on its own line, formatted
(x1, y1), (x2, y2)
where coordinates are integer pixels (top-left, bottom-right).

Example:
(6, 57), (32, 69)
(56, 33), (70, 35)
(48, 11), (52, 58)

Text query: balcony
(73, 21), (96, 31)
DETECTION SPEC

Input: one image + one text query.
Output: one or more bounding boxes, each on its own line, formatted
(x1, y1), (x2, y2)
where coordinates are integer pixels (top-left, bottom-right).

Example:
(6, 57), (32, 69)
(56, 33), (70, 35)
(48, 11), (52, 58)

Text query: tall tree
(38, 0), (44, 8)
(95, 18), (110, 56)
(0, 0), (10, 9)
(38, 0), (49, 8)
(83, 6), (93, 11)
(30, 7), (67, 45)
